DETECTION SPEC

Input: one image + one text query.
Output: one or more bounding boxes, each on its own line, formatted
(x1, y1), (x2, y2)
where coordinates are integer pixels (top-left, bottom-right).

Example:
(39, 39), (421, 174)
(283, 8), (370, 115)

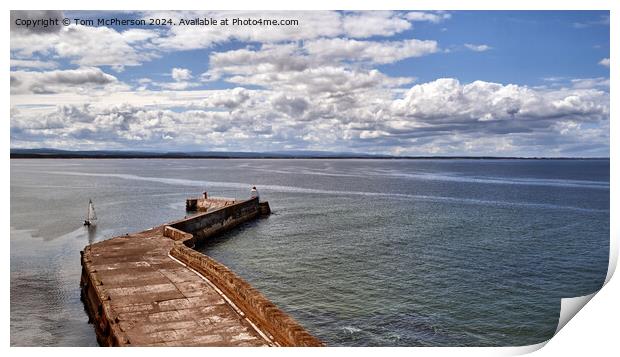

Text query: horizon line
(9, 148), (610, 160)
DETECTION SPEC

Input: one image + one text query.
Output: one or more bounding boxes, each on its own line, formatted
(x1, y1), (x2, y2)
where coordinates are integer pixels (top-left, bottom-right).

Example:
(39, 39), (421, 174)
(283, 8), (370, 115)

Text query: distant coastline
(9, 148), (609, 160)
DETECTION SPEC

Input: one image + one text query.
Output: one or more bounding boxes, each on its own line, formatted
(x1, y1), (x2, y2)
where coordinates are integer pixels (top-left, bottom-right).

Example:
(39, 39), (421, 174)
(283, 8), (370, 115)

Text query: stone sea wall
(80, 197), (322, 346)
(164, 198), (323, 346)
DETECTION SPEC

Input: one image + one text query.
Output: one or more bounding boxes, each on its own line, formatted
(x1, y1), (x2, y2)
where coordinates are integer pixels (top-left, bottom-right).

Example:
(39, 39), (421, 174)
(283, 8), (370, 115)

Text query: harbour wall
(163, 197), (323, 346)
(80, 250), (130, 346)
(185, 196), (236, 211)
(167, 197), (261, 247)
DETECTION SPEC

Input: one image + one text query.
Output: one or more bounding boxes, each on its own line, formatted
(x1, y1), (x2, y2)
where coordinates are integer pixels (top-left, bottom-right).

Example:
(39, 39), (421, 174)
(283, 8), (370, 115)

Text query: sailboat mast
(90, 201), (97, 221)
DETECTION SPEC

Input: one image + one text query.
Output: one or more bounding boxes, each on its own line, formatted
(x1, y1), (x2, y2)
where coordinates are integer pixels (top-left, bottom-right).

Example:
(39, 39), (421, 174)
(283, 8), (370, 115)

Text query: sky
(9, 10), (610, 156)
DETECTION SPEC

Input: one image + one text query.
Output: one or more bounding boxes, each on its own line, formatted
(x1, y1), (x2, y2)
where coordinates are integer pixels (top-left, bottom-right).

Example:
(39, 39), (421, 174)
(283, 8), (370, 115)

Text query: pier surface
(80, 197), (322, 347)
(82, 228), (270, 346)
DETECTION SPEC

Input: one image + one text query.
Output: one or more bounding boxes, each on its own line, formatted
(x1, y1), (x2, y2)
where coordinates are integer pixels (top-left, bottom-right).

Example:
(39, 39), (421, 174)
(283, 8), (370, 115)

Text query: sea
(10, 158), (609, 346)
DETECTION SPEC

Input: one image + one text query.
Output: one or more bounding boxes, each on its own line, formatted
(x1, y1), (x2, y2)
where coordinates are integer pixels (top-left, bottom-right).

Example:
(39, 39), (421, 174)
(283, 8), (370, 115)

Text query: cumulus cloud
(465, 43), (492, 52)
(390, 79), (608, 131)
(10, 101), (275, 150)
(154, 67), (199, 90)
(11, 23), (158, 70)
(304, 38), (439, 64)
(10, 67), (121, 94)
(203, 42), (417, 96)
(204, 43), (310, 81)
(204, 37), (438, 81)
(201, 87), (251, 110)
(272, 94), (310, 117)
(229, 66), (412, 97)
(145, 10), (435, 51)
(9, 11), (448, 72)
(11, 77), (609, 156)
(8, 10), (610, 156)
(171, 68), (192, 81)
(147, 11), (343, 50)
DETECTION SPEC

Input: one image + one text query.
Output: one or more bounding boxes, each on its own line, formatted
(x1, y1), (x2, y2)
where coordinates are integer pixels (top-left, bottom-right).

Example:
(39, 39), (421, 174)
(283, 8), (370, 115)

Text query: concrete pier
(80, 196), (322, 347)
(185, 194), (236, 212)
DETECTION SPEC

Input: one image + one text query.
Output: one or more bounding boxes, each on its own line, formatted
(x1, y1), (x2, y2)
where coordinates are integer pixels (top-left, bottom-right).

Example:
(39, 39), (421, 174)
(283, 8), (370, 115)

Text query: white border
(4, 1), (617, 356)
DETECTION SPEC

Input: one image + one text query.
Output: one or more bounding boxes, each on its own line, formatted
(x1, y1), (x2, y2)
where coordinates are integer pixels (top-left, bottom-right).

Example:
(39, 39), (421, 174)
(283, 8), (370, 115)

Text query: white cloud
(465, 43), (492, 52)
(171, 68), (192, 81)
(304, 38), (439, 64)
(149, 67), (198, 91)
(11, 24), (158, 70)
(10, 67), (122, 94)
(8, 10), (610, 156)
(147, 11), (343, 51)
(405, 11), (451, 23)
(145, 11), (425, 51)
(598, 58), (610, 67)
(202, 41), (419, 93)
(341, 11), (412, 38)
(570, 77), (610, 90)
(11, 77), (609, 156)
(201, 87), (251, 110)
(10, 59), (58, 69)
(204, 43), (310, 81)
(10, 11), (447, 72)
(391, 78), (608, 126)
(159, 82), (198, 90)
(227, 66), (412, 97)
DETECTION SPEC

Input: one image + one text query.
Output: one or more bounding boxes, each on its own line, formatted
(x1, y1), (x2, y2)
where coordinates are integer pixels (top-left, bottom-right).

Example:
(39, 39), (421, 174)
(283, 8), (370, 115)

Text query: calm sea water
(10, 159), (609, 346)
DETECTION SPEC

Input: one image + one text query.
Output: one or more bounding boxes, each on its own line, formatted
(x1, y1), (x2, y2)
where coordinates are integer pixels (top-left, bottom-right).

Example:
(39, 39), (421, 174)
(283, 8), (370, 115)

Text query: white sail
(88, 200), (97, 221)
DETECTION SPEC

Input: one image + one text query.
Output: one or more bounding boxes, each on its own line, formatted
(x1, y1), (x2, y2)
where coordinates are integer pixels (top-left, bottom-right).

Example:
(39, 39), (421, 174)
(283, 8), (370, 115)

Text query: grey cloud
(11, 19), (157, 69)
(272, 95), (309, 117)
(10, 75), (21, 87)
(10, 75), (610, 157)
(148, 11), (420, 51)
(205, 40), (430, 86)
(201, 88), (251, 110)
(11, 67), (119, 94)
(55, 105), (96, 123)
(205, 44), (311, 81)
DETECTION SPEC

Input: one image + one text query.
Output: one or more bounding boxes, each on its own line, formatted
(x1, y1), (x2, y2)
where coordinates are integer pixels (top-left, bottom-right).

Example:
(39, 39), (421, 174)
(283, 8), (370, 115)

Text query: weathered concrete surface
(81, 197), (322, 347)
(81, 227), (272, 346)
(186, 195), (236, 212)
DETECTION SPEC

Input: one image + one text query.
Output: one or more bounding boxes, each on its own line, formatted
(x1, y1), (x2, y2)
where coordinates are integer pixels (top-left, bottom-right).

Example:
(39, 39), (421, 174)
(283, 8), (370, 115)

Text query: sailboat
(84, 199), (97, 226)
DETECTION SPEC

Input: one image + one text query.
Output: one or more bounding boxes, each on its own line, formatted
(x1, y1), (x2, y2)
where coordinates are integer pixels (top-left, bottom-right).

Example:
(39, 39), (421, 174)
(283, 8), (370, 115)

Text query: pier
(80, 195), (322, 347)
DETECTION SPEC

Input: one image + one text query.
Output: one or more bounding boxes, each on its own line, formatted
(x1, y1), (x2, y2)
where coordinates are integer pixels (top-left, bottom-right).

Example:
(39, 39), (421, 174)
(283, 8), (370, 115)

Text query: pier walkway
(80, 197), (321, 347)
(81, 227), (271, 346)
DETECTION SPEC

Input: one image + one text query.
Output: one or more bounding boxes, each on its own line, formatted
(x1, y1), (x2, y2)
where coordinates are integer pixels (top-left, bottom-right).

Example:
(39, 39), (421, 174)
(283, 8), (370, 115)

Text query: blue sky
(380, 11), (610, 85)
(10, 10), (610, 156)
